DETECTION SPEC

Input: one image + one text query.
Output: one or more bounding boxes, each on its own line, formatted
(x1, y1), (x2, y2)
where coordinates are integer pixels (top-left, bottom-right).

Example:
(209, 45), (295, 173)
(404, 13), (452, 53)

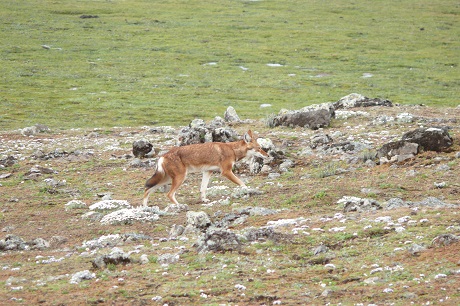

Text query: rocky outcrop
(269, 108), (333, 129)
(402, 127), (453, 152)
(333, 93), (393, 109)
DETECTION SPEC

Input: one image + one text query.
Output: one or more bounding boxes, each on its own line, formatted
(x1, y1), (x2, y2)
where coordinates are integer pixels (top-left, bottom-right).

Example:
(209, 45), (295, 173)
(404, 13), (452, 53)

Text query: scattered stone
(313, 245), (329, 255)
(178, 120), (238, 146)
(65, 200), (87, 210)
(310, 134), (333, 149)
(408, 243), (426, 256)
(195, 229), (241, 253)
(186, 211), (211, 230)
(49, 236), (68, 247)
(100, 207), (161, 225)
(431, 234), (459, 247)
(235, 206), (278, 216)
(157, 253), (180, 265)
(396, 113), (414, 123)
(244, 227), (286, 242)
(434, 181), (446, 189)
(132, 139), (154, 158)
(89, 200), (132, 211)
(0, 156), (17, 168)
(164, 203), (189, 214)
(0, 235), (27, 251)
(169, 224), (185, 238)
(92, 247), (132, 269)
(376, 141), (418, 163)
(70, 270), (95, 284)
(140, 254), (150, 264)
(338, 196), (382, 213)
(29, 238), (50, 250)
(0, 173), (12, 179)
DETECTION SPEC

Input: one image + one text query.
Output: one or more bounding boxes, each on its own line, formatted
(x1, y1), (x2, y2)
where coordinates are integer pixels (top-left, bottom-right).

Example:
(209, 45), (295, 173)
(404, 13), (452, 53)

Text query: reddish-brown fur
(142, 130), (268, 206)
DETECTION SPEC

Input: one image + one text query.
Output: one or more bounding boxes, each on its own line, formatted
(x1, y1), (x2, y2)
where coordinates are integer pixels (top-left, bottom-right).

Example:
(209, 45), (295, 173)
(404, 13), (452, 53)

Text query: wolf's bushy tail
(143, 158), (166, 206)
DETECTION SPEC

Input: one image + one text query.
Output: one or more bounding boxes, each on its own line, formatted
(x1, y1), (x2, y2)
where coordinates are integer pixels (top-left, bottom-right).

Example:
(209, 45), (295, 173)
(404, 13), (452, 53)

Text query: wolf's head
(243, 130), (269, 159)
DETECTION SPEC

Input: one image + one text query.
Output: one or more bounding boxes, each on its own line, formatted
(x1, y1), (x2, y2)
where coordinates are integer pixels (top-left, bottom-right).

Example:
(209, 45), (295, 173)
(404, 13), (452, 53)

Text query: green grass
(1, 0), (459, 130)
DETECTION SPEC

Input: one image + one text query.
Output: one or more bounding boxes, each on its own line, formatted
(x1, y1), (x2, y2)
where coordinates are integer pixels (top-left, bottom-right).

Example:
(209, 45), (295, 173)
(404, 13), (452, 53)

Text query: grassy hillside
(1, 0), (459, 130)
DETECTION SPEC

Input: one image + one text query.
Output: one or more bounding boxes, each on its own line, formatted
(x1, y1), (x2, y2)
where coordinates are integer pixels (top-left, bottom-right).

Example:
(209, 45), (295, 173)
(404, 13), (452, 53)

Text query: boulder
(132, 139), (153, 158)
(401, 127), (453, 152)
(224, 106), (241, 123)
(271, 108), (333, 129)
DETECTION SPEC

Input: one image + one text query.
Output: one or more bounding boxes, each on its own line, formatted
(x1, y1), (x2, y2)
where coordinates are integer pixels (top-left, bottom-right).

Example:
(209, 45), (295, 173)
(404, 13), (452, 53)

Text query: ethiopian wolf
(142, 130), (268, 206)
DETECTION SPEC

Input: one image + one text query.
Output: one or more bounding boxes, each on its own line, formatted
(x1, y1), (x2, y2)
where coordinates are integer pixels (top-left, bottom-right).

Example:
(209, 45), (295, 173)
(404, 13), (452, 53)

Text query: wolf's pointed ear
(243, 131), (252, 143)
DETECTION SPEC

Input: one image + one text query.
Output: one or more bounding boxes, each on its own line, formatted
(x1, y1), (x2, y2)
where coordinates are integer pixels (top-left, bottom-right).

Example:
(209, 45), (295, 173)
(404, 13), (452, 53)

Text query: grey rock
(139, 254), (150, 264)
(157, 253), (180, 265)
(92, 247), (131, 269)
(50, 236), (68, 247)
(29, 238), (50, 250)
(279, 159), (294, 172)
(408, 243), (426, 256)
(376, 140), (419, 161)
(236, 206), (278, 216)
(310, 134), (333, 149)
(249, 155), (265, 174)
(334, 93), (392, 109)
(186, 211), (211, 229)
(195, 229), (241, 253)
(385, 197), (458, 210)
(224, 106), (241, 122)
(271, 108), (333, 129)
(402, 127), (453, 152)
(132, 139), (153, 158)
(178, 121), (238, 146)
(65, 200), (87, 211)
(214, 213), (248, 228)
(0, 156), (17, 168)
(169, 224), (185, 238)
(313, 245), (329, 255)
(0, 235), (27, 251)
(338, 196), (382, 213)
(244, 227), (283, 242)
(431, 234), (459, 247)
(164, 203), (189, 214)
(70, 270), (95, 284)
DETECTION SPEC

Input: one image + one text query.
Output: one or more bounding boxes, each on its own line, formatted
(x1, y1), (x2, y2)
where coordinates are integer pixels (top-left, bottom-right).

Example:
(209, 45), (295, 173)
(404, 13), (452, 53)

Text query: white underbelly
(187, 164), (221, 173)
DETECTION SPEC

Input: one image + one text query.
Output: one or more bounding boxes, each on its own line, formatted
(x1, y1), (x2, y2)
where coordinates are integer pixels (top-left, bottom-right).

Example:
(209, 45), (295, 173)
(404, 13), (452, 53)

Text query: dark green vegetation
(1, 0), (459, 130)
